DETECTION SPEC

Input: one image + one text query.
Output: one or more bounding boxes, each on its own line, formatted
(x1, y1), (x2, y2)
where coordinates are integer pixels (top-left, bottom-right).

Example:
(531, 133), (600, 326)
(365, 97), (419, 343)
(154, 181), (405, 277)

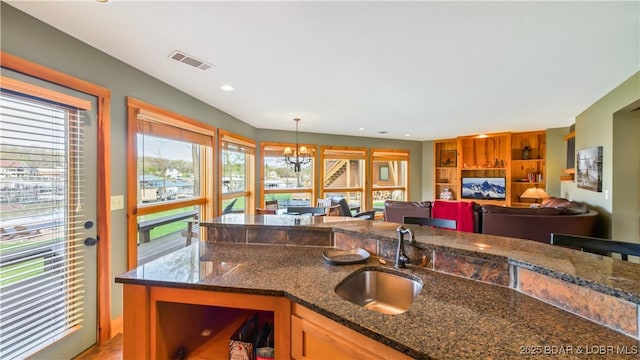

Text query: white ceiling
(7, 1), (639, 141)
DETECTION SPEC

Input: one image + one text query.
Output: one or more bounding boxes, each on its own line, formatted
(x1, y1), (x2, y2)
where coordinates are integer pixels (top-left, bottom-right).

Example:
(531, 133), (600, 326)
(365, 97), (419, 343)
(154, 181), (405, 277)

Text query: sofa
(481, 198), (598, 243)
(383, 197), (598, 243)
(383, 200), (432, 224)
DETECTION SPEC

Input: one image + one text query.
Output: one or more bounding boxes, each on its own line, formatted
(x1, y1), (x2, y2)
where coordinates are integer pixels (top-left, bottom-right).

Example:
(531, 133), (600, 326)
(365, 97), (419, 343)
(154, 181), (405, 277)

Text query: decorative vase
(522, 146), (531, 160)
(440, 188), (453, 200)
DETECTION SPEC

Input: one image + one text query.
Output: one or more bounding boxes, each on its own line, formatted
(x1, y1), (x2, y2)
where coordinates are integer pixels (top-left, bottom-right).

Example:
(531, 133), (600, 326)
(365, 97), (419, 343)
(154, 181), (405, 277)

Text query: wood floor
(73, 334), (122, 360)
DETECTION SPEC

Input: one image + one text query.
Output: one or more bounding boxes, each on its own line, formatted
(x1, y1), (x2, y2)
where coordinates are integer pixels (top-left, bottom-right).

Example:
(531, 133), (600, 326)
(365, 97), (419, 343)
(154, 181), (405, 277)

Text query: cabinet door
(291, 315), (362, 359)
(291, 304), (412, 360)
(291, 315), (378, 360)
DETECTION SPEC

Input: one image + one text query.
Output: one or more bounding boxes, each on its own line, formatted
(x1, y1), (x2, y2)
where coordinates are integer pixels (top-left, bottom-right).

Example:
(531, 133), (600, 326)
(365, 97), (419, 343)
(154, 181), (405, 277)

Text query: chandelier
(283, 118), (311, 172)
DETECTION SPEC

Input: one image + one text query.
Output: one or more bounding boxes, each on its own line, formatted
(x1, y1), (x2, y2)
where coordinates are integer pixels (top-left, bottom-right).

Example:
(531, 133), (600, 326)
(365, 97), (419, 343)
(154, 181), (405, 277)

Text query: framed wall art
(440, 150), (457, 167)
(576, 146), (603, 192)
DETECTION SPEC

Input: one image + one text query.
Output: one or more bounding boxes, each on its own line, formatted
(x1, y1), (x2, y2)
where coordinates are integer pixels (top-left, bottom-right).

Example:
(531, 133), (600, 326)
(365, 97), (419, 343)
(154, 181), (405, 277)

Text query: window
(260, 142), (316, 209)
(0, 78), (91, 359)
(137, 135), (201, 204)
(127, 98), (215, 268)
(320, 147), (367, 211)
(371, 149), (409, 209)
(219, 130), (255, 214)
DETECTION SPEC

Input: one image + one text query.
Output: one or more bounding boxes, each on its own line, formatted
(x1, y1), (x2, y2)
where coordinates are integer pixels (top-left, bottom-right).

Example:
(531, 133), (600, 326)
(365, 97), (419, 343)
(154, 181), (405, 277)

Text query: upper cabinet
(433, 130), (546, 207)
(458, 132), (511, 205)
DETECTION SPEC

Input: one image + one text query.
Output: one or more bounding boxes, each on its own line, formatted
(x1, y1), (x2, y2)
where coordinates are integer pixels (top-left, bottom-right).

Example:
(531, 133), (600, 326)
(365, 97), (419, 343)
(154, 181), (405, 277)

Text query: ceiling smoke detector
(169, 50), (214, 71)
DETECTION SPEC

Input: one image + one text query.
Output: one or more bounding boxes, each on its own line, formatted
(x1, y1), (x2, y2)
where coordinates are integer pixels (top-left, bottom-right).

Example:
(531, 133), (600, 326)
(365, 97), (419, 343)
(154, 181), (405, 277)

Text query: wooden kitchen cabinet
(122, 284), (291, 359)
(123, 284), (413, 360)
(290, 303), (411, 360)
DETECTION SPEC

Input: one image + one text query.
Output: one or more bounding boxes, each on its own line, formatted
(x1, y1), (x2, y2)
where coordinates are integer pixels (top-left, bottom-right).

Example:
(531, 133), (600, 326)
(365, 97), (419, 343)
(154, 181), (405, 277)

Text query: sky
(138, 135), (194, 161)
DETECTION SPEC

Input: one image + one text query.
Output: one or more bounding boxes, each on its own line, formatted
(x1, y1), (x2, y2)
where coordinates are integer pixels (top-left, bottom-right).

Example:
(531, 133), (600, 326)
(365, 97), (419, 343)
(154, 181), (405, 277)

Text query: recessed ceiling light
(220, 84), (234, 92)
(358, 128), (365, 131)
(404, 134), (411, 137)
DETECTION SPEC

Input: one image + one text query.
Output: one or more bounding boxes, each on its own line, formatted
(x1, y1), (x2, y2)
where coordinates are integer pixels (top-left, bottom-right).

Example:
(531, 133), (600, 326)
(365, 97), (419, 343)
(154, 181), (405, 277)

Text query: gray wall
(421, 140), (435, 200)
(561, 72), (640, 239)
(612, 104), (640, 242)
(545, 127), (570, 198)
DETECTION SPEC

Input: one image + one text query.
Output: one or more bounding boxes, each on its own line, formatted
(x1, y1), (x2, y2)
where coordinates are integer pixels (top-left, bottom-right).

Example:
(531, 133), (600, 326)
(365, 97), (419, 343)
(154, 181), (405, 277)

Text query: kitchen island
(117, 216), (640, 359)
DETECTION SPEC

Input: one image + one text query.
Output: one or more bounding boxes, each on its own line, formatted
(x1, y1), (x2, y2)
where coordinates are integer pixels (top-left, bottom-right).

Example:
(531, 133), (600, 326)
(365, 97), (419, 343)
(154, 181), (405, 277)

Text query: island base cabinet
(155, 302), (268, 359)
(121, 284), (291, 359)
(291, 304), (411, 360)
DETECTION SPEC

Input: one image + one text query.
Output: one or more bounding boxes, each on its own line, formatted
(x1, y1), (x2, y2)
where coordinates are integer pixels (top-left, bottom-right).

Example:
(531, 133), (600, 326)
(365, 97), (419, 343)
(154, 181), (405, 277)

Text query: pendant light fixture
(283, 118), (311, 172)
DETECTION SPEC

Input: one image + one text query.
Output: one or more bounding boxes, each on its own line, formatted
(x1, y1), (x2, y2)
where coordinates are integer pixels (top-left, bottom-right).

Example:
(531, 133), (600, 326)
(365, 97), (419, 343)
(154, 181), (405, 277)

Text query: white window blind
(0, 88), (88, 359)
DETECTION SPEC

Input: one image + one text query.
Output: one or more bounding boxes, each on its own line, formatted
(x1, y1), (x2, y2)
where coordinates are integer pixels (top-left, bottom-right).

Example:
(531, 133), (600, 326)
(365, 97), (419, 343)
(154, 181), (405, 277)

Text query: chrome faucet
(395, 226), (415, 268)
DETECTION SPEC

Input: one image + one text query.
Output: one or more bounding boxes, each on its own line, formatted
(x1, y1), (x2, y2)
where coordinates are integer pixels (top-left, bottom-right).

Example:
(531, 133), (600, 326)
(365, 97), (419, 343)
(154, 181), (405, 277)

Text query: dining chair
(326, 205), (341, 216)
(403, 216), (457, 230)
(265, 199), (279, 210)
(550, 233), (640, 261)
(316, 198), (332, 207)
(330, 197), (375, 219)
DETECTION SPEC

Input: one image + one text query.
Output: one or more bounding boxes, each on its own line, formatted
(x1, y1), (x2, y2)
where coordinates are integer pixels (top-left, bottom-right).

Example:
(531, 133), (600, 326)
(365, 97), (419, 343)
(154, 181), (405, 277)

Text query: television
(461, 177), (506, 200)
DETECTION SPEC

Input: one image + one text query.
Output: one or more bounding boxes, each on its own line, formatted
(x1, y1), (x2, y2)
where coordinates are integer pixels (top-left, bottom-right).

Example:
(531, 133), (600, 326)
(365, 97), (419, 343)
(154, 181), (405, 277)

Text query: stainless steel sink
(335, 268), (423, 314)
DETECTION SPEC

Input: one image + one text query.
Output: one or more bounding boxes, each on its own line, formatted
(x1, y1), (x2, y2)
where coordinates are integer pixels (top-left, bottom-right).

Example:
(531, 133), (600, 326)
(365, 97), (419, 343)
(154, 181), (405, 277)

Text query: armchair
(331, 197), (376, 220)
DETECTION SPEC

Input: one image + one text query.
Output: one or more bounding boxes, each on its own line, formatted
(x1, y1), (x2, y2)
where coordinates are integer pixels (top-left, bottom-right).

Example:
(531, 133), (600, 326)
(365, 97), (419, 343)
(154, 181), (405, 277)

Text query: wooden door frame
(1, 52), (113, 344)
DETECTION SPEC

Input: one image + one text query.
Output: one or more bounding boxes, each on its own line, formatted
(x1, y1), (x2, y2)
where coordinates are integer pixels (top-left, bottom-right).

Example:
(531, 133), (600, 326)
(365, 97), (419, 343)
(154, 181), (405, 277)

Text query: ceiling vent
(169, 50), (214, 71)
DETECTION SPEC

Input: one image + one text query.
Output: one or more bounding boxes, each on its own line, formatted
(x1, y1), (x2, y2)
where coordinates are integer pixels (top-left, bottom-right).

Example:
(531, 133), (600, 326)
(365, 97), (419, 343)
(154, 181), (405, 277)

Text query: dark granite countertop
(200, 216), (640, 303)
(329, 221), (640, 304)
(116, 242), (640, 359)
(200, 213), (362, 228)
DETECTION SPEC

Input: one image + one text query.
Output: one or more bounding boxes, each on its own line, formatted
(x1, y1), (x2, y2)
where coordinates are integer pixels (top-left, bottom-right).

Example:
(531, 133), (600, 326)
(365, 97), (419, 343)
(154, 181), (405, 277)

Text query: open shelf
(155, 302), (274, 360)
(434, 139), (458, 200)
(510, 131), (545, 205)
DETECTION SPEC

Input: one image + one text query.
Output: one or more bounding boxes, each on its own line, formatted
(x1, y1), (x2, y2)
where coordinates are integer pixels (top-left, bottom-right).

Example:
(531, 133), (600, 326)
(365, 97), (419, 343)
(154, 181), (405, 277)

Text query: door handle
(84, 237), (98, 246)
